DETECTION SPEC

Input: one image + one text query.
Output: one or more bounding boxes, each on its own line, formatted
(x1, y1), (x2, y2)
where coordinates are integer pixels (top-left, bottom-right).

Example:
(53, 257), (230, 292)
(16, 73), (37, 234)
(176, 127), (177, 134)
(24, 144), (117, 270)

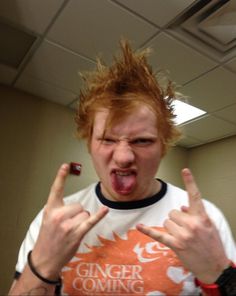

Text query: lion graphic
(62, 228), (191, 295)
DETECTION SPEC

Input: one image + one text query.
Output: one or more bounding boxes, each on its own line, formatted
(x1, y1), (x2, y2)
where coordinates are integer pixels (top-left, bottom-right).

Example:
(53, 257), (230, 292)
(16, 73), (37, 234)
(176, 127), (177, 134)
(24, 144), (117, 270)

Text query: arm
(9, 164), (108, 295)
(8, 267), (56, 295)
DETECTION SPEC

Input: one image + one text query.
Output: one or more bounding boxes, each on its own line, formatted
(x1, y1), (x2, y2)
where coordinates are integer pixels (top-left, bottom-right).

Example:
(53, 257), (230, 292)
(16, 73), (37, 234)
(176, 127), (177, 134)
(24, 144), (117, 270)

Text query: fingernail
(102, 206), (109, 212)
(61, 163), (69, 170)
(182, 168), (191, 175)
(85, 210), (90, 216)
(137, 223), (145, 228)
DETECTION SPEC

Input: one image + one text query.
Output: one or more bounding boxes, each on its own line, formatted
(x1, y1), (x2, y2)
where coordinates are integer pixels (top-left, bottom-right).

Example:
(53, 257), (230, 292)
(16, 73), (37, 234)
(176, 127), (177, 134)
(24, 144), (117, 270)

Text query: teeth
(115, 171), (131, 176)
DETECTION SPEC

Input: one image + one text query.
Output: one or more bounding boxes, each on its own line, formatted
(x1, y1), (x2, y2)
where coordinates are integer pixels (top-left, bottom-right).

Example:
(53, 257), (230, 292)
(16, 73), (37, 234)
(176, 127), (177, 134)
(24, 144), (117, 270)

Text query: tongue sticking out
(111, 172), (136, 194)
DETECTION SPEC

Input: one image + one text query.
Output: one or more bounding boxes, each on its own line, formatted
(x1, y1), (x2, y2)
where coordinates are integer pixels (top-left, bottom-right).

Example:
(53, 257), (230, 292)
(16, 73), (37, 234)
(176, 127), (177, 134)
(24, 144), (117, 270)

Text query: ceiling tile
(47, 0), (157, 62)
(0, 0), (235, 149)
(15, 74), (77, 105)
(214, 104), (236, 125)
(181, 67), (236, 112)
(68, 99), (79, 110)
(181, 115), (236, 143)
(0, 64), (17, 85)
(0, 21), (37, 68)
(0, 0), (64, 34)
(225, 57), (236, 74)
(115, 0), (196, 27)
(197, 1), (236, 46)
(19, 40), (95, 94)
(146, 33), (217, 85)
(177, 135), (203, 148)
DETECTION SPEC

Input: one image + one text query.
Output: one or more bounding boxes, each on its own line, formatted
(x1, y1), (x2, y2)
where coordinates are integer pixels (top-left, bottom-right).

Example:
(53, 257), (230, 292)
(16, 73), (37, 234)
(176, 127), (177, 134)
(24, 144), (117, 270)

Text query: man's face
(90, 104), (163, 201)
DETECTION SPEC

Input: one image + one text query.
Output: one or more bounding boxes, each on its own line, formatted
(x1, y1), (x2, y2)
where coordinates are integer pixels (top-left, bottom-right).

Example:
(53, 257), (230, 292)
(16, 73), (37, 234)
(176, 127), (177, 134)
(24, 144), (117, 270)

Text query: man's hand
(137, 168), (230, 283)
(31, 164), (108, 280)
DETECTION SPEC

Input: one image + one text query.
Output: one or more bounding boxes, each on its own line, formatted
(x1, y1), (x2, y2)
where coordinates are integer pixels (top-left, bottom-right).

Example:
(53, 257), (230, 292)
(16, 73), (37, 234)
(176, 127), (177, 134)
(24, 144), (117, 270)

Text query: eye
(131, 138), (154, 146)
(102, 138), (116, 145)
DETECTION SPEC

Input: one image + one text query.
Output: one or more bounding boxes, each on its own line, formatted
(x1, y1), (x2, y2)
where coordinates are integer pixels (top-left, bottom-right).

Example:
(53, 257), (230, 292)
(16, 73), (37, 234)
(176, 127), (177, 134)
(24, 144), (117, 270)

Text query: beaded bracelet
(27, 250), (61, 285)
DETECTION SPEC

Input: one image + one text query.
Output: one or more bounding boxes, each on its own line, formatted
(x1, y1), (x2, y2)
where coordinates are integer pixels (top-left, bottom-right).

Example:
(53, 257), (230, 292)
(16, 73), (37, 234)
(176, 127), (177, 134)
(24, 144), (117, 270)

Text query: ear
(159, 139), (166, 158)
(86, 124), (94, 153)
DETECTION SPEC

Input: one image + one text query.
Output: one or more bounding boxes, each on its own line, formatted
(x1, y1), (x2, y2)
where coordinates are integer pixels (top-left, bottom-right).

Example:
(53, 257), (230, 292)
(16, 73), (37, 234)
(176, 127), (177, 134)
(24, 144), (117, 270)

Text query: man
(9, 41), (236, 295)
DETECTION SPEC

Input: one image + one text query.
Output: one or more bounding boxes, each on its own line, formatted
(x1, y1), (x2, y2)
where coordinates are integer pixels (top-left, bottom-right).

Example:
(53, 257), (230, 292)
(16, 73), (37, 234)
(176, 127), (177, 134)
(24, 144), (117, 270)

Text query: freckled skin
(90, 105), (163, 202)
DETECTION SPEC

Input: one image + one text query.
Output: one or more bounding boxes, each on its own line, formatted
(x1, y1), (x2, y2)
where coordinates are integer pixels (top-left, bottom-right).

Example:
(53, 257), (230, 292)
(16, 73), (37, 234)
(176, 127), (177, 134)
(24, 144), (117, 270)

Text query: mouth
(111, 169), (137, 195)
(113, 170), (136, 176)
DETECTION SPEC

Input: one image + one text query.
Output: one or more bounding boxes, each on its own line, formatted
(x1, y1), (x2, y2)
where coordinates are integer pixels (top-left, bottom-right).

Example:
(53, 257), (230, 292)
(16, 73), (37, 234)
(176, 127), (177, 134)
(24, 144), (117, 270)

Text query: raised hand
(137, 168), (230, 283)
(31, 164), (108, 280)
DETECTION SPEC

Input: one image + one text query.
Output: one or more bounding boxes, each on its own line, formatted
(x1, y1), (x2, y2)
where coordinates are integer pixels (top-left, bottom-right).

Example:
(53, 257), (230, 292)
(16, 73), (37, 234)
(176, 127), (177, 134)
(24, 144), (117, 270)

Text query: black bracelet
(27, 250), (61, 285)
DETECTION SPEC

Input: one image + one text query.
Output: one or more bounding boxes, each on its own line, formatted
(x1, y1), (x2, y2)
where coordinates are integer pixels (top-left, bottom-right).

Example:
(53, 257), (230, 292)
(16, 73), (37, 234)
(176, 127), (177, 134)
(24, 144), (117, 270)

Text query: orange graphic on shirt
(62, 227), (190, 295)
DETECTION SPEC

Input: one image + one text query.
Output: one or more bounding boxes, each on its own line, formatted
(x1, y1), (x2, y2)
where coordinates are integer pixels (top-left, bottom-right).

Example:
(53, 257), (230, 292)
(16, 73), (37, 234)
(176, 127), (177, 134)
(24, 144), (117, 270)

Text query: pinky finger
(181, 205), (189, 213)
(77, 206), (109, 236)
(136, 224), (162, 240)
(136, 224), (175, 249)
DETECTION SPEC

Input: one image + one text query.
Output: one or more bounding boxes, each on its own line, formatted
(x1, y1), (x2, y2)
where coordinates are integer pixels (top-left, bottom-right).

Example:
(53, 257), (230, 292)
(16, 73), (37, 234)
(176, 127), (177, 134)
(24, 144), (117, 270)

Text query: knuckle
(168, 209), (180, 220)
(174, 240), (186, 251)
(200, 214), (212, 227)
(51, 181), (63, 195)
(187, 220), (200, 233)
(50, 209), (64, 224)
(188, 215), (212, 232)
(151, 230), (161, 240)
(75, 203), (83, 211)
(173, 232), (193, 251)
(168, 210), (175, 219)
(181, 231), (193, 243)
(86, 218), (95, 229)
(53, 186), (63, 197)
(191, 190), (201, 200)
(43, 205), (50, 217)
(142, 227), (160, 241)
(60, 222), (73, 235)
(163, 218), (170, 229)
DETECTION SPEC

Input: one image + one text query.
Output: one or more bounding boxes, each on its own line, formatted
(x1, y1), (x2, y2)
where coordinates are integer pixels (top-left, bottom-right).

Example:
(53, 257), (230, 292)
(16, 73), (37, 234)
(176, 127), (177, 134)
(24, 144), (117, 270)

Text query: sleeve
(15, 209), (44, 274)
(204, 200), (236, 263)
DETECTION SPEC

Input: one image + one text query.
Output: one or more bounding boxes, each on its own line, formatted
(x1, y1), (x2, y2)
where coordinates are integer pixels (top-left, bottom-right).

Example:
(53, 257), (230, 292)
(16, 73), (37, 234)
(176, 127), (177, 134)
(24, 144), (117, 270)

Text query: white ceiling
(0, 0), (236, 148)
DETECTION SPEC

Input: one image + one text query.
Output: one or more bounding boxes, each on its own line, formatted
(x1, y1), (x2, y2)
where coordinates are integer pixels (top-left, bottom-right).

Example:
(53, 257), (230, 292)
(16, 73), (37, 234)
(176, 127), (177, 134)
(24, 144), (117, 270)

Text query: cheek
(90, 144), (111, 167)
(146, 157), (161, 171)
(90, 143), (100, 166)
(90, 151), (105, 179)
(138, 149), (161, 171)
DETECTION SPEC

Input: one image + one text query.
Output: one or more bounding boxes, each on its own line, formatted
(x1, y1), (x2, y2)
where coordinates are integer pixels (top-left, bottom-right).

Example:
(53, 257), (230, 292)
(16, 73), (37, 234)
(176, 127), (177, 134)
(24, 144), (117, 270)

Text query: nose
(113, 141), (135, 168)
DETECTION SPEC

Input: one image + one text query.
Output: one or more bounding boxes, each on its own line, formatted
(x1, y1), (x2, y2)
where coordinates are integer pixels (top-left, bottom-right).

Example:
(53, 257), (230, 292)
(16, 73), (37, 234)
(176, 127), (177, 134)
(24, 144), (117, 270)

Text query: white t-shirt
(15, 180), (236, 296)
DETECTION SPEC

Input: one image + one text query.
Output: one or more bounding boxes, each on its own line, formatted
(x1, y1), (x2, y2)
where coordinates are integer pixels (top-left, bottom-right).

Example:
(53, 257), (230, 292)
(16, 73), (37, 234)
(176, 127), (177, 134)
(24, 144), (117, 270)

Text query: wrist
(31, 249), (61, 280)
(195, 262), (236, 296)
(28, 250), (61, 285)
(197, 259), (231, 284)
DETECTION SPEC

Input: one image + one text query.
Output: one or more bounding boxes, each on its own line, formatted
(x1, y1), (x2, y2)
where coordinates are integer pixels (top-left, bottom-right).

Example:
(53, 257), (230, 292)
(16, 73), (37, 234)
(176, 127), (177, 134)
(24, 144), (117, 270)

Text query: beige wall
(187, 135), (236, 239)
(0, 86), (97, 292)
(158, 146), (187, 187)
(1, 85), (235, 293)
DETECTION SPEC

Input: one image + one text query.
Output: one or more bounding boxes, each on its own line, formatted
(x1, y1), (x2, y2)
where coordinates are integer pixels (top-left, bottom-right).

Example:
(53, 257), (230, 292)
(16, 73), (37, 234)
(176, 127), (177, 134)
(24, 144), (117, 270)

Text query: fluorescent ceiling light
(173, 99), (206, 125)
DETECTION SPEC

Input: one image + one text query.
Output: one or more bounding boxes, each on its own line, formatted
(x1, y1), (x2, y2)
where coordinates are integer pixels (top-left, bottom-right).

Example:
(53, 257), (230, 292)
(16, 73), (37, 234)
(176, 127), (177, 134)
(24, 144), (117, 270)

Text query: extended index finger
(182, 168), (206, 215)
(47, 163), (69, 208)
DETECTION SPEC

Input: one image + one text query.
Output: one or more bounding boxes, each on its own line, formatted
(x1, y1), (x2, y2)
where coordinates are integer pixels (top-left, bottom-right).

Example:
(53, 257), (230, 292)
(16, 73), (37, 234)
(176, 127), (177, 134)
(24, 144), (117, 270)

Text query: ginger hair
(75, 40), (181, 156)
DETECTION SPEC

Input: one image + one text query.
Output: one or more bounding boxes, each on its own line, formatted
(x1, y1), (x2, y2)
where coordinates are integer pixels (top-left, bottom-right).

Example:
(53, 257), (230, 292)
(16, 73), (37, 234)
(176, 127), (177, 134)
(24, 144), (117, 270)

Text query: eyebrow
(98, 134), (158, 141)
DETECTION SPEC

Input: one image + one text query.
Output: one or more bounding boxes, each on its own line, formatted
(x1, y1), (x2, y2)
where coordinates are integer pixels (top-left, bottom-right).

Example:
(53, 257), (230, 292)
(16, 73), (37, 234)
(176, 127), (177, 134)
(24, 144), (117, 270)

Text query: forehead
(92, 105), (158, 136)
